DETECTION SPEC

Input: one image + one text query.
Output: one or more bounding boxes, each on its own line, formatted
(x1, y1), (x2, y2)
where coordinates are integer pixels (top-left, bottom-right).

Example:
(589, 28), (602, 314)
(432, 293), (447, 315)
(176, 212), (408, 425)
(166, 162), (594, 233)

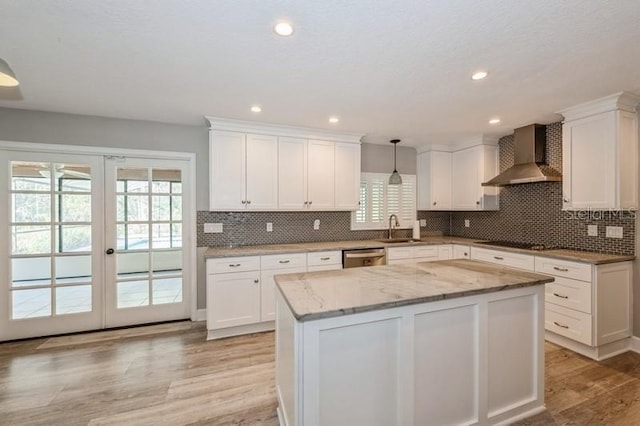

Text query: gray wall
(361, 143), (416, 174)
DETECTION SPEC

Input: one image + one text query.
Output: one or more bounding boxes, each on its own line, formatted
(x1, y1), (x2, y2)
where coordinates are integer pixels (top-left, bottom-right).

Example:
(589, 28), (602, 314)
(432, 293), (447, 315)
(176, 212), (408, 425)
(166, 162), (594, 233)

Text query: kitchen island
(274, 259), (554, 426)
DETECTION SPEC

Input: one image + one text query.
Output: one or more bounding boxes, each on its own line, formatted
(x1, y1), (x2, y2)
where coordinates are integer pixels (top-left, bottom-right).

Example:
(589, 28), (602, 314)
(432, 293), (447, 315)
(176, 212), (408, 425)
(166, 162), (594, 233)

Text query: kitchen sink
(376, 238), (419, 244)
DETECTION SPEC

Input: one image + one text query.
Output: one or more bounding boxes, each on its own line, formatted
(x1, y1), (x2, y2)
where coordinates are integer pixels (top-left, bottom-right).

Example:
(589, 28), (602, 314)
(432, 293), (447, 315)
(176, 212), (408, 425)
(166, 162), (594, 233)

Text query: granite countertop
(203, 237), (634, 265)
(275, 259), (554, 321)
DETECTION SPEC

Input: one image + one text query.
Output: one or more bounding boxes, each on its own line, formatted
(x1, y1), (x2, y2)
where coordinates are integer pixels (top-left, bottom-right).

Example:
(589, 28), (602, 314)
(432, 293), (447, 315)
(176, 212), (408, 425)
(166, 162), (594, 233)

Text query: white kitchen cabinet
(536, 256), (632, 360)
(307, 139), (335, 210)
(209, 130), (278, 210)
(453, 244), (470, 259)
(417, 150), (452, 210)
(307, 251), (342, 272)
(387, 244), (451, 265)
(334, 142), (361, 210)
(278, 136), (308, 210)
(451, 145), (499, 210)
(261, 253), (308, 322)
(206, 255), (262, 335)
(470, 247), (535, 271)
(558, 92), (639, 211)
(437, 245), (453, 260)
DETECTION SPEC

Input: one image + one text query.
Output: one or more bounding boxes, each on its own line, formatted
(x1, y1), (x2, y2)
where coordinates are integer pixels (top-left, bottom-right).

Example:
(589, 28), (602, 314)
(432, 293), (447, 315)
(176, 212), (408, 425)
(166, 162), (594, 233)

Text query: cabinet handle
(476, 201), (480, 205)
(241, 200), (246, 204)
(304, 201), (308, 205)
(433, 201), (437, 206)
(246, 200), (251, 204)
(320, 257), (331, 261)
(279, 260), (290, 264)
(553, 266), (569, 272)
(254, 279), (259, 284)
(308, 201), (312, 205)
(553, 321), (569, 329)
(464, 252), (468, 256)
(553, 292), (569, 299)
(493, 256), (504, 260)
(229, 263), (241, 267)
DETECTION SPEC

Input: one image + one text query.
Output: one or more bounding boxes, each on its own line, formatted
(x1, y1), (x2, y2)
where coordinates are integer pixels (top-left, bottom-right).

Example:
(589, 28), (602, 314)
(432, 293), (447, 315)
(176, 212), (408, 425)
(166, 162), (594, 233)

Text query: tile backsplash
(198, 122), (635, 255)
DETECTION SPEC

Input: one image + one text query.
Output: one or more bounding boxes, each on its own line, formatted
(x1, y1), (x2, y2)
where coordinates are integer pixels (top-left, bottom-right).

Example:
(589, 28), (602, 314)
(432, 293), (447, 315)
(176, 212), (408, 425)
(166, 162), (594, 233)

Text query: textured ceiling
(0, 0), (639, 148)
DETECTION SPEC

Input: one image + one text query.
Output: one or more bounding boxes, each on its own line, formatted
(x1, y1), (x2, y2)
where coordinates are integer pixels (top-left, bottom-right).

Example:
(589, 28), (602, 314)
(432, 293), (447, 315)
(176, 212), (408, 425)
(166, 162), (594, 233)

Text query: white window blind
(351, 173), (417, 230)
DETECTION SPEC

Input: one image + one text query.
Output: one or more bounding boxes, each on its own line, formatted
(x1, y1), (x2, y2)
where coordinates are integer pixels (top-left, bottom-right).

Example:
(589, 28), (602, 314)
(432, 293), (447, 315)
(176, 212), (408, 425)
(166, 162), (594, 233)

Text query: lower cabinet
(453, 244), (470, 259)
(206, 250), (341, 339)
(387, 244), (452, 265)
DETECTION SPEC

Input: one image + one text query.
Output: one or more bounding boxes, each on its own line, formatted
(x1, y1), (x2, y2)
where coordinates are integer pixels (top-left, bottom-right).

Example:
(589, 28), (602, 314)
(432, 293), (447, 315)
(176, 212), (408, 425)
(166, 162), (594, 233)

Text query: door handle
(493, 256), (504, 260)
(106, 248), (115, 255)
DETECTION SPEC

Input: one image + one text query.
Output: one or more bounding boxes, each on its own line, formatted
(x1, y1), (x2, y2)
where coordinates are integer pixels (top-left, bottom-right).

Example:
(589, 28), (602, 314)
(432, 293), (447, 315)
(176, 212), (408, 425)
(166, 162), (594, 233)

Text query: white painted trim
(0, 140), (199, 327)
(194, 308), (207, 322)
(204, 116), (364, 144)
(545, 331), (631, 361)
(630, 336), (640, 354)
(207, 321), (275, 340)
(556, 91), (640, 121)
(416, 135), (499, 154)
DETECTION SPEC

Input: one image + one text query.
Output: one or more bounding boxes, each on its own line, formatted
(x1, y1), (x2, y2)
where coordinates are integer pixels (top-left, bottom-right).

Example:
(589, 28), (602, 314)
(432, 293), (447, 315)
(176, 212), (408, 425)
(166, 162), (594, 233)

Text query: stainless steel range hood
(482, 124), (562, 186)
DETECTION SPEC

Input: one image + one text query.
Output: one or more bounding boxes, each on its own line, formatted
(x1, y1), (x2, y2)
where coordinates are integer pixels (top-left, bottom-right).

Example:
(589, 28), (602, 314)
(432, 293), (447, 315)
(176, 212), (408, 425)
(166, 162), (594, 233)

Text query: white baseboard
(630, 336), (640, 354)
(194, 308), (207, 322)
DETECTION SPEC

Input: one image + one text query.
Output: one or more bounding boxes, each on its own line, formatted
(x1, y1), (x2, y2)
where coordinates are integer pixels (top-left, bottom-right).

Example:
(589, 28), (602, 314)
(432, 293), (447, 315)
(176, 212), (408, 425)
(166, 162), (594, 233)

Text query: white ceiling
(1, 0), (639, 148)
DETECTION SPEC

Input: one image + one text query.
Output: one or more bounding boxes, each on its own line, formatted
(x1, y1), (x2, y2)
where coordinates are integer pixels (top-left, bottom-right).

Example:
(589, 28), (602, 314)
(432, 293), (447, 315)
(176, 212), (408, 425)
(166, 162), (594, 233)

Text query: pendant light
(389, 139), (402, 185)
(0, 58), (19, 87)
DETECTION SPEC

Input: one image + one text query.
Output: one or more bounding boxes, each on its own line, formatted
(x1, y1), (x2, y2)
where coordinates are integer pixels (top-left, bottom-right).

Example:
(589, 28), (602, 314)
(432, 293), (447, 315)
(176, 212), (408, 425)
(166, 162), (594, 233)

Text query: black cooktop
(475, 241), (555, 251)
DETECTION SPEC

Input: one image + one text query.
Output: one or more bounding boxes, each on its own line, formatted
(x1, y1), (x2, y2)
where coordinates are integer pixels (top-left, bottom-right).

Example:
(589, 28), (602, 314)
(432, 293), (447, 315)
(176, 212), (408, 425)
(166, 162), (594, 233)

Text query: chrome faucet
(388, 214), (399, 239)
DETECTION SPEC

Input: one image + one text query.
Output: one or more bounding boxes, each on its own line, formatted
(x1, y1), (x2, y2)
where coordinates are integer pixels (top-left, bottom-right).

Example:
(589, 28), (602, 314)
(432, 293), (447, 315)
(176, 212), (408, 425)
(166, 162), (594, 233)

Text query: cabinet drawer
(414, 246), (439, 260)
(307, 251), (342, 267)
(387, 246), (414, 260)
(308, 264), (342, 272)
(545, 277), (592, 314)
(535, 257), (592, 282)
(261, 253), (307, 270)
(470, 247), (534, 271)
(207, 256), (261, 274)
(545, 303), (593, 346)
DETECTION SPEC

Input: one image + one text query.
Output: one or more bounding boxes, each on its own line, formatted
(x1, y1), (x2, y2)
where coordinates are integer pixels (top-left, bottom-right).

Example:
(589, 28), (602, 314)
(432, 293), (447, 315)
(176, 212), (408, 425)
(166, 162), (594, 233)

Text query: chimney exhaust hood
(482, 124), (561, 186)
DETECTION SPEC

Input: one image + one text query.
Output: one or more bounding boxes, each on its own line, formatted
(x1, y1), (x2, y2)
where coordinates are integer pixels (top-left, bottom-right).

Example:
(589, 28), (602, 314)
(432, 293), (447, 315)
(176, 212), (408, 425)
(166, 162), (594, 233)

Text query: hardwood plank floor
(1, 321), (639, 425)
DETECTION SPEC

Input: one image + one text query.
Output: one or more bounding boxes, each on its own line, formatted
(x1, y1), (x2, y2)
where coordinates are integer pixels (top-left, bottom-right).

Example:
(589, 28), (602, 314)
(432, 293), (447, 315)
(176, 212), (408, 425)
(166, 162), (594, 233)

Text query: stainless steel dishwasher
(342, 248), (386, 268)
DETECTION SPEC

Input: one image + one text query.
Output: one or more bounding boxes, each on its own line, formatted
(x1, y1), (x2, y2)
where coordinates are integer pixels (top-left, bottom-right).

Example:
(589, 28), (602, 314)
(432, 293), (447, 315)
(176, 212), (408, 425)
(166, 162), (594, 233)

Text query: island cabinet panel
(414, 306), (478, 425)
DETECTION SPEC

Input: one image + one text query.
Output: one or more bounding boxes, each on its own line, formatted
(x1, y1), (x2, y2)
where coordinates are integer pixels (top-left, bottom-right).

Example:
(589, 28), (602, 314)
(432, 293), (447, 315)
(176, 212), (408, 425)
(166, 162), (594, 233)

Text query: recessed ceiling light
(274, 21), (294, 37)
(489, 118), (501, 125)
(329, 117), (339, 124)
(250, 105), (262, 113)
(471, 71), (488, 80)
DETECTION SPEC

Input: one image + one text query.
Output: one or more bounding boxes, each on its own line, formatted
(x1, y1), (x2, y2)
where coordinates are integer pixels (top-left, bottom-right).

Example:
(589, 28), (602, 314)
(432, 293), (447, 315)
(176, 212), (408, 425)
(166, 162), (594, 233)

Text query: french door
(0, 149), (192, 341)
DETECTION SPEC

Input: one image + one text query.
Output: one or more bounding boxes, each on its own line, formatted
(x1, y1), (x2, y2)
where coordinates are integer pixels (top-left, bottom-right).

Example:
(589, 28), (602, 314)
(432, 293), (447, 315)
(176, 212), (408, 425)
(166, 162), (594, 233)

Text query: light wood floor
(1, 321), (640, 425)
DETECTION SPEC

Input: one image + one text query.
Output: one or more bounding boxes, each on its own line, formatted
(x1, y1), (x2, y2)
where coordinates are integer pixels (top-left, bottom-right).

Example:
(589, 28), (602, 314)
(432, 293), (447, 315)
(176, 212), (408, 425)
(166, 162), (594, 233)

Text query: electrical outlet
(587, 224), (598, 237)
(313, 219), (320, 230)
(204, 223), (223, 233)
(464, 219), (470, 228)
(419, 219), (427, 227)
(266, 222), (273, 232)
(605, 226), (623, 239)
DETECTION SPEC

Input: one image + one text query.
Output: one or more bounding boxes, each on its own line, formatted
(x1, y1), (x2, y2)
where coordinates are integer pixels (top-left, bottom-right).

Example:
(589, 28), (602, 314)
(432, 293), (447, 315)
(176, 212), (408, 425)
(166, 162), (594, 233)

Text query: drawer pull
(493, 256), (504, 260)
(229, 263), (241, 267)
(553, 266), (569, 272)
(553, 321), (569, 329)
(320, 257), (331, 261)
(254, 279), (259, 283)
(279, 260), (290, 264)
(553, 292), (569, 299)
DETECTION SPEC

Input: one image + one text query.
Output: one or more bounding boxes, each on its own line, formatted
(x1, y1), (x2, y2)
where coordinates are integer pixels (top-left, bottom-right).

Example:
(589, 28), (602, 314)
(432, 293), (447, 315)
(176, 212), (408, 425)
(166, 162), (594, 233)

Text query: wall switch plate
(587, 224), (598, 237)
(266, 222), (273, 232)
(464, 219), (470, 228)
(204, 223), (223, 233)
(313, 219), (320, 230)
(419, 219), (427, 227)
(605, 226), (623, 239)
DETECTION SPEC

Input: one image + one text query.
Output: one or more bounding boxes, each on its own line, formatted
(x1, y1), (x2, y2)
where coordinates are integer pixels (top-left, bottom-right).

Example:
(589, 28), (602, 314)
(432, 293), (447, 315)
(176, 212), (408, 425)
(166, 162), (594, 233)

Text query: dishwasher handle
(344, 249), (386, 259)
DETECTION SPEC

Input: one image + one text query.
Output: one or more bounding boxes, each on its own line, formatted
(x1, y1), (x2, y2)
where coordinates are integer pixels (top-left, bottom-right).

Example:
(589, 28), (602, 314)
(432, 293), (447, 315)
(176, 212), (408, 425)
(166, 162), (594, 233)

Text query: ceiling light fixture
(389, 139), (402, 185)
(274, 22), (294, 37)
(489, 118), (501, 125)
(250, 105), (262, 113)
(0, 58), (19, 87)
(328, 117), (339, 124)
(471, 71), (488, 80)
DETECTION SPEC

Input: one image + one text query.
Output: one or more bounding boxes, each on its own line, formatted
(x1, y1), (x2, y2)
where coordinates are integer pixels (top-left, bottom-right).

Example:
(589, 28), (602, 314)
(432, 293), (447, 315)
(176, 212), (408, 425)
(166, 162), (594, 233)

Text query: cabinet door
(207, 271), (260, 329)
(246, 133), (278, 210)
(278, 137), (308, 210)
(334, 142), (361, 210)
(307, 140), (335, 209)
(210, 130), (246, 210)
(452, 147), (480, 210)
(431, 151), (452, 210)
(437, 245), (453, 260)
(562, 112), (616, 210)
(453, 245), (470, 259)
(260, 266), (307, 322)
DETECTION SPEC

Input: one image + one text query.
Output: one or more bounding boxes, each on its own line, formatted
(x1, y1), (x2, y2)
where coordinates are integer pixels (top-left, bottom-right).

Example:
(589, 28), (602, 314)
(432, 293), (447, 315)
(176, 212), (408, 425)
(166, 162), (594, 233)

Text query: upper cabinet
(558, 92), (640, 211)
(206, 117), (363, 211)
(451, 145), (499, 210)
(417, 150), (451, 210)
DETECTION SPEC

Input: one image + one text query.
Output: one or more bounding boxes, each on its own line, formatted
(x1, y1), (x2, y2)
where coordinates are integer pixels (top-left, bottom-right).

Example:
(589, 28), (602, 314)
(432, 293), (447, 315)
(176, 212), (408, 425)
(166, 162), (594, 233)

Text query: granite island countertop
(275, 259), (554, 321)
(204, 237), (634, 265)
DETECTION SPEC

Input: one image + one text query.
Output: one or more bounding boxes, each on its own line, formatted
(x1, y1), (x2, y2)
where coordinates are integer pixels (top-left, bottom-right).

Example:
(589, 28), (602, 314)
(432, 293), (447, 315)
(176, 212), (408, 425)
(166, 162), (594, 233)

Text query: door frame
(0, 140), (198, 322)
